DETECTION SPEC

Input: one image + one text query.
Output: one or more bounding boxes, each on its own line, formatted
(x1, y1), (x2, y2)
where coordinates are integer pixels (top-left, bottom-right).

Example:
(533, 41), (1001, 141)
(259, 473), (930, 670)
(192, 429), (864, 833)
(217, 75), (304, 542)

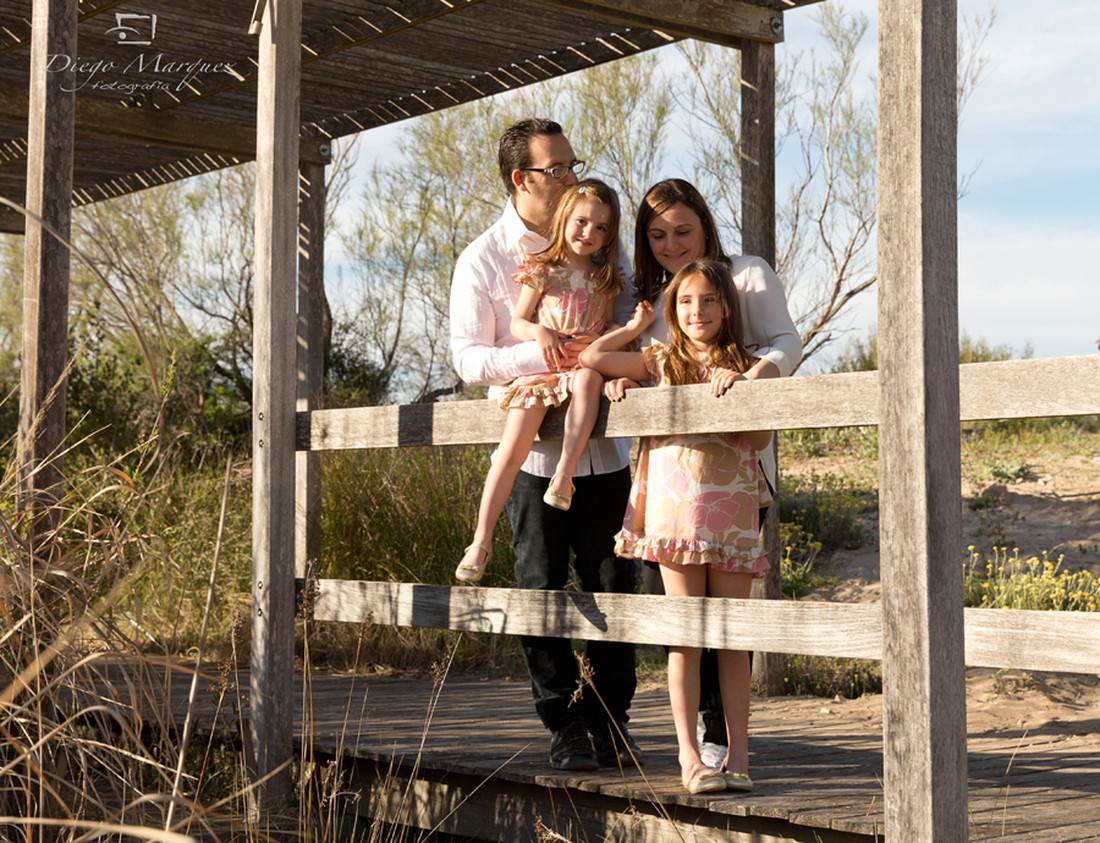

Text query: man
(449, 118), (642, 772)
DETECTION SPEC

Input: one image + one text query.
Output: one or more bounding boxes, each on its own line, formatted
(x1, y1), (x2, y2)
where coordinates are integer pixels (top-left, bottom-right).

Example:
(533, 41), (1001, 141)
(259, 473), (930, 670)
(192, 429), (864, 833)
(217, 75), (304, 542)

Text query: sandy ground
(783, 444), (1100, 734)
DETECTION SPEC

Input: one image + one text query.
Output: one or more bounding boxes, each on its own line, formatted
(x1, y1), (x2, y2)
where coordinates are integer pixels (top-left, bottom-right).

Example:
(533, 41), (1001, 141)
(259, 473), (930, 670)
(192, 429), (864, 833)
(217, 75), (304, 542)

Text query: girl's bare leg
(660, 561), (713, 780)
(546, 367), (603, 500)
(708, 568), (754, 775)
(457, 406), (548, 577)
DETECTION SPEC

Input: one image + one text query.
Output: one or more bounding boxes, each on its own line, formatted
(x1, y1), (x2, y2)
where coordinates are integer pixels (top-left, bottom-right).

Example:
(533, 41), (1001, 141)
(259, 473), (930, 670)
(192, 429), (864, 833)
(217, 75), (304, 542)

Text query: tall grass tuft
(0, 436), (242, 839)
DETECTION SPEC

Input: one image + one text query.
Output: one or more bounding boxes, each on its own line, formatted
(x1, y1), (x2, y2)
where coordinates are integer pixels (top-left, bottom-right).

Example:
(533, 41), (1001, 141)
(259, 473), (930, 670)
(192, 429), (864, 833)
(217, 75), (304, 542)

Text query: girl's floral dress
(499, 260), (612, 410)
(614, 343), (772, 576)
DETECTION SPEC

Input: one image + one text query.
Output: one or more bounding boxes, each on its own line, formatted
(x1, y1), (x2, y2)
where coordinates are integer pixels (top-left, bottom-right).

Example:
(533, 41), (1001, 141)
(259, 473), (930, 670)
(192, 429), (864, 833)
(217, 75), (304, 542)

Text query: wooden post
(251, 0), (301, 809)
(19, 0), (76, 535)
(740, 37), (783, 696)
(877, 1), (967, 839)
(296, 160), (327, 579)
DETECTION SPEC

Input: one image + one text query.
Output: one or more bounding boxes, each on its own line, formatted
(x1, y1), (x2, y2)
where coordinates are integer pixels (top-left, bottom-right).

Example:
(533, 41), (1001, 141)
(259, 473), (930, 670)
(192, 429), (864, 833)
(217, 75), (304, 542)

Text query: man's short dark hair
(498, 118), (564, 196)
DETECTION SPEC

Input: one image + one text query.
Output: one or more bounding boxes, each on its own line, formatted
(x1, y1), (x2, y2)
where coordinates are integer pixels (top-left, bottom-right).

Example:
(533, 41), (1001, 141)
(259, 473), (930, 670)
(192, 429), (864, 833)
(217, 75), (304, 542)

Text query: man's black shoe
(549, 720), (598, 771)
(592, 720), (645, 768)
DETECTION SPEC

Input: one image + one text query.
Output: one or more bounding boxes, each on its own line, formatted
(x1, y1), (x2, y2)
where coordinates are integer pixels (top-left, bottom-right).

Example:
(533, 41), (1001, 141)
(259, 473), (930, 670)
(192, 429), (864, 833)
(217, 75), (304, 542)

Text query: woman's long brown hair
(633, 178), (728, 304)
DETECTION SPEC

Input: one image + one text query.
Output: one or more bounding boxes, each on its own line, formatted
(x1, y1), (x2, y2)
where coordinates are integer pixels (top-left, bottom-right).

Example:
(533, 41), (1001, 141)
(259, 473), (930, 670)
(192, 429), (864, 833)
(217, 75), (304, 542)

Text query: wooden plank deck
(87, 662), (1100, 842)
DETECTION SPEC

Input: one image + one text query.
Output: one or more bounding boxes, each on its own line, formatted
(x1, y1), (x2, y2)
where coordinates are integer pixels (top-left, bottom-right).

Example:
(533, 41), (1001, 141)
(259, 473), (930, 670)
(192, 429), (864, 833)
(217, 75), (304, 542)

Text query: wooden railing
(299, 354), (1100, 675)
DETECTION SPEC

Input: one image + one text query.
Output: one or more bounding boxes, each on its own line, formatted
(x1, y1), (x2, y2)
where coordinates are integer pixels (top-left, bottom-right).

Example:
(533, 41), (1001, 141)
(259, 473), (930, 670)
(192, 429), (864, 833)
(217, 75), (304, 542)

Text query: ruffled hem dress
(614, 344), (772, 577)
(499, 260), (612, 410)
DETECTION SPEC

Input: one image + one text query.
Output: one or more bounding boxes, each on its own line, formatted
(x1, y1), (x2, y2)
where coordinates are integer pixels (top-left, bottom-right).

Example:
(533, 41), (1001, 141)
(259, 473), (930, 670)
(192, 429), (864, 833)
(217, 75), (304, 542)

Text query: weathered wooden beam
(251, 0), (300, 810)
(534, 0), (785, 46)
(740, 35), (782, 695)
(19, 0), (76, 532)
(313, 581), (884, 657)
(295, 160), (325, 580)
(877, 0), (966, 839)
(307, 581), (1100, 675)
(296, 356), (1100, 452)
(0, 82), (332, 164)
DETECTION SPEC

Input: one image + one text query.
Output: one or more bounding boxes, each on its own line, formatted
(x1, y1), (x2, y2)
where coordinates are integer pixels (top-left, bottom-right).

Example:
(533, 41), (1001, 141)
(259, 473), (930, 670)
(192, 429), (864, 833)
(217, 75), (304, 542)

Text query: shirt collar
(502, 198), (549, 253)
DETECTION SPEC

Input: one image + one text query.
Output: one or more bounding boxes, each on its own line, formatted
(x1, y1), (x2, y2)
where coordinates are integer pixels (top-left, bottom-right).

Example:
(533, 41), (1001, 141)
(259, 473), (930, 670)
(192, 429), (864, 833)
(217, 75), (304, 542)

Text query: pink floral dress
(614, 344), (772, 576)
(499, 260), (612, 410)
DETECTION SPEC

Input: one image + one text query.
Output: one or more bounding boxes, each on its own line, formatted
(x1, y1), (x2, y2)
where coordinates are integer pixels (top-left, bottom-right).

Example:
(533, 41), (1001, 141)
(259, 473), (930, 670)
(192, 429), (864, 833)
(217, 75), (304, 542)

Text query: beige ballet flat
(722, 769), (754, 792)
(542, 474), (575, 511)
(682, 763), (726, 795)
(455, 542), (491, 585)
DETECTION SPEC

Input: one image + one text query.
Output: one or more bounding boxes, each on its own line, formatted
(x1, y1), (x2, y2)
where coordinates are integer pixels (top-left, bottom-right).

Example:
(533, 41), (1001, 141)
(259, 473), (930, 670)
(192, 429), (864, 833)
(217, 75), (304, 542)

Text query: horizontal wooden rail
(297, 356), (1100, 451)
(308, 580), (1100, 675)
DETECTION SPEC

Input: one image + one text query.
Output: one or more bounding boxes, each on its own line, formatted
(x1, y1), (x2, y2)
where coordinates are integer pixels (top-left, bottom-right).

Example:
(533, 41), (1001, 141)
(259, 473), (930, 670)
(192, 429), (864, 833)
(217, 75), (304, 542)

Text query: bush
(782, 655), (882, 698)
(779, 473), (872, 553)
(828, 328), (1031, 373)
(964, 547), (1100, 612)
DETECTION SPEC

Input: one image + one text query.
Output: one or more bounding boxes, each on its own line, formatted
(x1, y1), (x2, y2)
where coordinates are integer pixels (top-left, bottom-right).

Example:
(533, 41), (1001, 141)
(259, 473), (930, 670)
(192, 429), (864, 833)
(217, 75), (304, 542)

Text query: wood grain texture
(295, 161), (325, 580)
(741, 37), (783, 695)
(251, 0), (301, 807)
(297, 357), (1100, 451)
(83, 665), (1100, 843)
(18, 0), (76, 523)
(310, 581), (1100, 675)
(876, 0), (967, 837)
(312, 580), (883, 655)
(533, 0), (783, 45)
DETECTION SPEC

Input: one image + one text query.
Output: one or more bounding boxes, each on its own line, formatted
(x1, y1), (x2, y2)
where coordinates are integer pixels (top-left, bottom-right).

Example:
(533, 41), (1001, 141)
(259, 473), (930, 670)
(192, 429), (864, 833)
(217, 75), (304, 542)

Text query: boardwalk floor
(95, 662), (1100, 842)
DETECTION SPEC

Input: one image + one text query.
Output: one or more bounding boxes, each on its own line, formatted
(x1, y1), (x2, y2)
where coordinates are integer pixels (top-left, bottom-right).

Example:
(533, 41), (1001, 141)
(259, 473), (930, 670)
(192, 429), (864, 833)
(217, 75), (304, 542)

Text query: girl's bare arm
(579, 301), (654, 382)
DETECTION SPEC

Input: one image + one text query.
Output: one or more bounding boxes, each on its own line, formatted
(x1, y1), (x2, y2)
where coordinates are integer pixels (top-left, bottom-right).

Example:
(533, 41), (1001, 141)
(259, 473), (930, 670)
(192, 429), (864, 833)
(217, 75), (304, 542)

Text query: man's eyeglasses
(520, 160), (586, 180)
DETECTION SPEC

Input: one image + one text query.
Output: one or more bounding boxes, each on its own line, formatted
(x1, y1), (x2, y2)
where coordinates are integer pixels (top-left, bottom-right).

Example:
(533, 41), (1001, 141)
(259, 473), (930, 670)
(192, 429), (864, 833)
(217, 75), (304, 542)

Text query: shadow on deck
(90, 662), (1100, 842)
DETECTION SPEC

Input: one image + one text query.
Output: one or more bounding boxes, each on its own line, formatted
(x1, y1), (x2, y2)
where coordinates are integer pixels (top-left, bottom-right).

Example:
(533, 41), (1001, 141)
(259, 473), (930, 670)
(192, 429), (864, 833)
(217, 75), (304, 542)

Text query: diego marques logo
(43, 11), (239, 96)
(104, 12), (157, 46)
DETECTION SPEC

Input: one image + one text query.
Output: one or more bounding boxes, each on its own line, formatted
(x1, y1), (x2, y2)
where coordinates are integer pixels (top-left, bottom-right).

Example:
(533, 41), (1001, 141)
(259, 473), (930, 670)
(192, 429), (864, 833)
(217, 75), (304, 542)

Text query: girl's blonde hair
(658, 258), (759, 387)
(529, 178), (624, 296)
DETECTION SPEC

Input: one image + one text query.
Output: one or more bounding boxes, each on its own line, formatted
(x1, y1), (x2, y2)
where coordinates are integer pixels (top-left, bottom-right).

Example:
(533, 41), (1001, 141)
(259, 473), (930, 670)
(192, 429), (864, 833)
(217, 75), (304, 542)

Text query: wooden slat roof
(0, 0), (818, 228)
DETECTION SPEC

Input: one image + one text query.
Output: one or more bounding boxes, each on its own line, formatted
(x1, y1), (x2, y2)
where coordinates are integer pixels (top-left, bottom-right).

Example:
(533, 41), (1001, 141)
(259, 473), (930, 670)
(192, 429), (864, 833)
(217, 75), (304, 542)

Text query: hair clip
(577, 186), (588, 195)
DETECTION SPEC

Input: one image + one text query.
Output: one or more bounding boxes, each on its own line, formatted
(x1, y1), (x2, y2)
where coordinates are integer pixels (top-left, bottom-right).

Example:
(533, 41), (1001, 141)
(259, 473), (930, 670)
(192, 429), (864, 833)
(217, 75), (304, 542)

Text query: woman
(623, 178), (801, 770)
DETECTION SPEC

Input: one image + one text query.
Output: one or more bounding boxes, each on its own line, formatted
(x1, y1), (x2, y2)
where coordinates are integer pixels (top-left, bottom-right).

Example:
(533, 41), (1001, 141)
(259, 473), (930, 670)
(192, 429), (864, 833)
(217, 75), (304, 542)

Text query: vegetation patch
(964, 547), (1100, 612)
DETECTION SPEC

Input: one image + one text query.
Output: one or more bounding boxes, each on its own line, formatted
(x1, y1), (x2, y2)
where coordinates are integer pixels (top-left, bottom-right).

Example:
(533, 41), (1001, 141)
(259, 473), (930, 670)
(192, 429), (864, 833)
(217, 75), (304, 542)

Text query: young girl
(455, 179), (625, 584)
(579, 258), (771, 794)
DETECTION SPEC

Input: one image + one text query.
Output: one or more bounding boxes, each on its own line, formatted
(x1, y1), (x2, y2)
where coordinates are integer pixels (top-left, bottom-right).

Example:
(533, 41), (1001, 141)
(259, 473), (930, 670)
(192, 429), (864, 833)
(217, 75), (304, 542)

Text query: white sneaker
(699, 740), (727, 770)
(696, 713), (727, 769)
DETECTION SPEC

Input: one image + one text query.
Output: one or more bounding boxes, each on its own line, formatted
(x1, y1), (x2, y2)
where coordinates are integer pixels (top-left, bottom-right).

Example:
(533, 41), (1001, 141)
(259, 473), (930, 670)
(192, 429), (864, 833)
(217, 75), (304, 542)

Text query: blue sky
(343, 1), (1099, 366)
(781, 0), (1099, 363)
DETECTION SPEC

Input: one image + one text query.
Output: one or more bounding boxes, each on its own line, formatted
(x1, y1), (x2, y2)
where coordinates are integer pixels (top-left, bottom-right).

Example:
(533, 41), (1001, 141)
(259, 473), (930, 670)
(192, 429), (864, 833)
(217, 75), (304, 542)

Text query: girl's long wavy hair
(528, 178), (624, 296)
(658, 259), (759, 387)
(633, 178), (728, 304)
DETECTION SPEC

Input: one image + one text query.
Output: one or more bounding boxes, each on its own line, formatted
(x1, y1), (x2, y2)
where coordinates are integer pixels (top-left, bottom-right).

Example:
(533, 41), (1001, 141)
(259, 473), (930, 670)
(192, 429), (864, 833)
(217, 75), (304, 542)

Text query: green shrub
(963, 547), (1100, 612)
(779, 523), (837, 598)
(320, 445), (515, 586)
(780, 426), (879, 461)
(828, 328), (1031, 373)
(782, 655), (882, 698)
(979, 456), (1037, 484)
(779, 473), (872, 553)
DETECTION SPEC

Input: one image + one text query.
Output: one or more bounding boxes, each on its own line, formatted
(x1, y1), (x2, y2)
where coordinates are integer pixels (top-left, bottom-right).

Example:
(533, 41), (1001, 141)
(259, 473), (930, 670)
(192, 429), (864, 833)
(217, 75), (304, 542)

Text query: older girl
(580, 258), (771, 794)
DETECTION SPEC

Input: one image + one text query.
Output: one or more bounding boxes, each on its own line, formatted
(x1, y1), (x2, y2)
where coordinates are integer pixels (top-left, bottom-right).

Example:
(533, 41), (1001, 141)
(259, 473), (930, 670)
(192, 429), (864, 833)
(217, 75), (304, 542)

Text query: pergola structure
(12, 1), (1090, 839)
